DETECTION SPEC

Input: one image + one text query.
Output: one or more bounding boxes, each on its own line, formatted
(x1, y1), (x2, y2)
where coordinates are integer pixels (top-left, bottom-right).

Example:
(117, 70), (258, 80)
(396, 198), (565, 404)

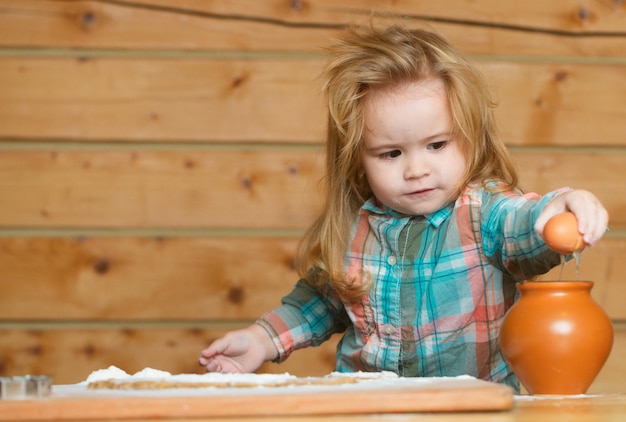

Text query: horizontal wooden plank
(1, 237), (624, 320)
(488, 62), (626, 147)
(0, 58), (624, 145)
(0, 150), (624, 229)
(0, 150), (324, 229)
(0, 1), (625, 57)
(0, 237), (300, 320)
(512, 151), (626, 225)
(0, 326), (340, 384)
(0, 324), (621, 393)
(0, 57), (325, 143)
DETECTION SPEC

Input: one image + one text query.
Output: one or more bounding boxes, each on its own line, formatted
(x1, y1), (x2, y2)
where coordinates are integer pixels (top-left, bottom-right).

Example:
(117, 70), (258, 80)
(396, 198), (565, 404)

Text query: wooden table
(124, 395), (626, 422)
(4, 395), (626, 421)
(1, 379), (625, 421)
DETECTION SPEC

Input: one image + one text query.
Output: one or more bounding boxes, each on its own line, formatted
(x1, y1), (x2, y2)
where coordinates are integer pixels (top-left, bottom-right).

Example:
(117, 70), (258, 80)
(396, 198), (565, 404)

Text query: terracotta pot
(499, 281), (613, 395)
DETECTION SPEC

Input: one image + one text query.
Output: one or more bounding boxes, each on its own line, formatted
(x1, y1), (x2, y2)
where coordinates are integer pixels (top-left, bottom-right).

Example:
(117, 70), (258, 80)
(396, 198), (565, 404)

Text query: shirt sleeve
(480, 186), (572, 280)
(256, 277), (350, 362)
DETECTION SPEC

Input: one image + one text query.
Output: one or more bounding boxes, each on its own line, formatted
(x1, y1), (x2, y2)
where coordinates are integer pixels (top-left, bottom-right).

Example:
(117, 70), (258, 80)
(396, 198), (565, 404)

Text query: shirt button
(385, 326), (394, 335)
(387, 255), (397, 266)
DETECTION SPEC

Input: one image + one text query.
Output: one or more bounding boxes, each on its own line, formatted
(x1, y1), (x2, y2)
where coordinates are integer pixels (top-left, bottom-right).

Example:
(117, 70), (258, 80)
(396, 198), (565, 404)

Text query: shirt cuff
(255, 314), (294, 363)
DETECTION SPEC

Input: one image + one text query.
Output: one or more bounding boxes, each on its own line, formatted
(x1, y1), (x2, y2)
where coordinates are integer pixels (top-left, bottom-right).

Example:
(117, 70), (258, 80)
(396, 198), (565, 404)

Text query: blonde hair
(297, 23), (518, 298)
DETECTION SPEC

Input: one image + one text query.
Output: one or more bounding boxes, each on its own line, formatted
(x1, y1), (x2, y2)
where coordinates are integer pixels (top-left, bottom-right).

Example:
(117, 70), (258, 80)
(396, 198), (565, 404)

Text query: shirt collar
(362, 197), (453, 228)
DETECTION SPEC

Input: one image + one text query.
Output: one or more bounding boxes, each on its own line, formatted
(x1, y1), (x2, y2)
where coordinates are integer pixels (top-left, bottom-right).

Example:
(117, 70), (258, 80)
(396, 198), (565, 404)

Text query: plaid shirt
(258, 184), (567, 391)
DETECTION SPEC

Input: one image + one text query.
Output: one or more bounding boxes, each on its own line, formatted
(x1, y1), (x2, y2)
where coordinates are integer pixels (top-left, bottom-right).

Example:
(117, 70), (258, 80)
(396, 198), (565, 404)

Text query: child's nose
(404, 156), (429, 179)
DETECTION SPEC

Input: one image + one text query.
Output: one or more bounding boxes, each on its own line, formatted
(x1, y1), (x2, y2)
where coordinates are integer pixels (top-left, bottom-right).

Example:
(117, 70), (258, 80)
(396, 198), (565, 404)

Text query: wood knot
(189, 328), (204, 336)
(81, 11), (96, 28)
(122, 328), (136, 337)
(554, 70), (568, 82)
(241, 176), (252, 190)
(83, 344), (96, 356)
(93, 258), (110, 274)
(231, 74), (248, 88)
(227, 286), (245, 304)
(27, 345), (42, 356)
(288, 164), (298, 175)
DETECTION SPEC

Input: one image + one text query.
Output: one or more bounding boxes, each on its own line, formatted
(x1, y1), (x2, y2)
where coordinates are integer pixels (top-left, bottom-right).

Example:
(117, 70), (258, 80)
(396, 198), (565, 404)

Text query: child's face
(361, 78), (466, 216)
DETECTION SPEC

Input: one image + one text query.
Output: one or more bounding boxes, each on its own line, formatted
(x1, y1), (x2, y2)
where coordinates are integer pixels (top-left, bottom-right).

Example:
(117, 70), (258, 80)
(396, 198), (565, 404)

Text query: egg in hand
(543, 211), (585, 254)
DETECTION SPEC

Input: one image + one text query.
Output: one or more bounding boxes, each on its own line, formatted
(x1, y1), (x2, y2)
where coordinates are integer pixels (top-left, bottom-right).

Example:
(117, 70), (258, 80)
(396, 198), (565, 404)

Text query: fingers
(198, 353), (214, 370)
(203, 359), (223, 373)
(197, 325), (272, 374)
(198, 337), (229, 368)
(200, 354), (246, 374)
(581, 206), (609, 246)
(199, 340), (223, 360)
(560, 190), (608, 246)
(536, 189), (609, 248)
(198, 351), (229, 373)
(198, 355), (230, 373)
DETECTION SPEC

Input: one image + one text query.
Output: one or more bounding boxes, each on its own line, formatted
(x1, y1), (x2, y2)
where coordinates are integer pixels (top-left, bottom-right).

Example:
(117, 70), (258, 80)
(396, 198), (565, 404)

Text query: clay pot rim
(518, 280), (594, 290)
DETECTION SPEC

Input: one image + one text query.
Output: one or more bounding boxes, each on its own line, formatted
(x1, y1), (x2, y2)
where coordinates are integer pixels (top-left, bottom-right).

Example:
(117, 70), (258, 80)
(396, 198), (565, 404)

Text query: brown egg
(543, 211), (585, 254)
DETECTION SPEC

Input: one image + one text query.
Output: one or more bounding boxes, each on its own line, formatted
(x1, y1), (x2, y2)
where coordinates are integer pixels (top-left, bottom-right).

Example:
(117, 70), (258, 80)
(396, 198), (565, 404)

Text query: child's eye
(381, 150), (401, 159)
(428, 141), (448, 150)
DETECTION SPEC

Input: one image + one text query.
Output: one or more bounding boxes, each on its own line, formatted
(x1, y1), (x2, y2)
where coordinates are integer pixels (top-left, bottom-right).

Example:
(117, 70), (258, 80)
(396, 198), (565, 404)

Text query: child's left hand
(534, 189), (609, 248)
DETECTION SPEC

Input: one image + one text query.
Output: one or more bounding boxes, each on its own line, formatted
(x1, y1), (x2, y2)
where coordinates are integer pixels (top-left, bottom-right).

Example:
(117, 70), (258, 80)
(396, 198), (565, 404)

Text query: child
(198, 23), (608, 392)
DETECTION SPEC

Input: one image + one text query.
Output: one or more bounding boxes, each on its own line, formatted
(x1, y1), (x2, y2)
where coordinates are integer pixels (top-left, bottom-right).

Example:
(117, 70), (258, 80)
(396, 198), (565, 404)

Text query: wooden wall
(1, 1), (625, 393)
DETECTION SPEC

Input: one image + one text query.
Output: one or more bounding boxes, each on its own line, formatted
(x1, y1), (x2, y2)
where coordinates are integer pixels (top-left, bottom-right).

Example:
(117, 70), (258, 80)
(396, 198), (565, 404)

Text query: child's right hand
(198, 324), (277, 373)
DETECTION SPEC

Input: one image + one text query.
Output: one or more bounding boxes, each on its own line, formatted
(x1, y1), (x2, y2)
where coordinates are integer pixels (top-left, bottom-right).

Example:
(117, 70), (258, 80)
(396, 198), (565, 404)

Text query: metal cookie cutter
(0, 376), (52, 400)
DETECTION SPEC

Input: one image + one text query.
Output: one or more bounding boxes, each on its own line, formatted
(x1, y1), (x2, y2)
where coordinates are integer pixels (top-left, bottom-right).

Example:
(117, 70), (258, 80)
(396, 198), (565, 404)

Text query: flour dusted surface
(84, 366), (403, 390)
